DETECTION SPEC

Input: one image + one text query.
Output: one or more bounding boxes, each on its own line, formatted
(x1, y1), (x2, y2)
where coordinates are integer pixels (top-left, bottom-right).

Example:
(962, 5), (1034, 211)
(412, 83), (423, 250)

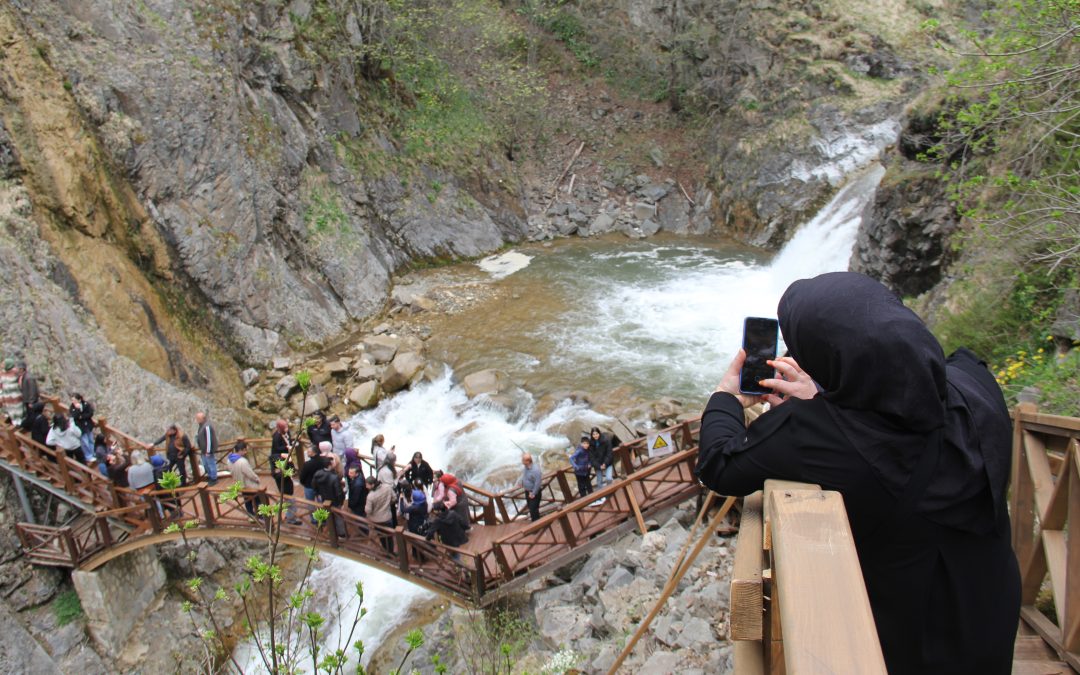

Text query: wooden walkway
(0, 396), (703, 606)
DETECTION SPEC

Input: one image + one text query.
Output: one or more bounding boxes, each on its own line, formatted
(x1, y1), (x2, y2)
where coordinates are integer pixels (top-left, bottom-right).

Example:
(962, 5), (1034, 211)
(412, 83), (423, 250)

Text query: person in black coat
(313, 461), (346, 537)
(269, 419), (302, 525)
(402, 452), (434, 488)
(695, 272), (1020, 675)
(24, 402), (49, 448)
(70, 393), (95, 462)
(346, 464), (368, 517)
(299, 446), (328, 503)
(588, 427), (614, 489)
(425, 502), (469, 556)
(307, 411), (332, 451)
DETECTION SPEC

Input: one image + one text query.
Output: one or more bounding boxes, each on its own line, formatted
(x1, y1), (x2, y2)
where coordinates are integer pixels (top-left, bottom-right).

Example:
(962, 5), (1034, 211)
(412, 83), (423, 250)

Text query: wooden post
(187, 448), (202, 485)
(96, 516), (113, 548)
(1011, 403), (1038, 564)
(495, 495), (511, 523)
(62, 527), (79, 567)
(555, 471), (575, 502)
(199, 488), (216, 527)
(624, 484), (648, 535)
(395, 528), (409, 571)
(557, 513), (578, 547)
(617, 446), (635, 477)
(730, 491), (764, 642)
(493, 545), (514, 580)
(1064, 438), (1080, 652)
(472, 554), (486, 604)
(56, 450), (75, 493)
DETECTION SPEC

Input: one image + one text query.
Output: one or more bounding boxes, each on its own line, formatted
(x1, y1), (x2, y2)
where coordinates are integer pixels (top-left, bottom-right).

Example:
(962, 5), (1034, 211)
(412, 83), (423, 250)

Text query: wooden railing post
(555, 472), (574, 502)
(495, 495), (510, 523)
(96, 516), (113, 548)
(200, 488), (216, 527)
(55, 451), (75, 493)
(557, 513), (578, 547)
(395, 528), (408, 571)
(472, 554), (486, 604)
(61, 527), (78, 567)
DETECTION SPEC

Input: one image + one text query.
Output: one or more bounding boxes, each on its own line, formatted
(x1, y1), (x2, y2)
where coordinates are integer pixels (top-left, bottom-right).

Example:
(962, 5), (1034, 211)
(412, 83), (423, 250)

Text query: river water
(237, 162), (887, 669)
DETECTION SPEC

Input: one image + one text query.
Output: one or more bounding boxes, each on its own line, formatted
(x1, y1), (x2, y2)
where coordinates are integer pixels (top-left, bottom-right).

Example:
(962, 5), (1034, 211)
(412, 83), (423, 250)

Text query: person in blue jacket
(570, 435), (593, 499)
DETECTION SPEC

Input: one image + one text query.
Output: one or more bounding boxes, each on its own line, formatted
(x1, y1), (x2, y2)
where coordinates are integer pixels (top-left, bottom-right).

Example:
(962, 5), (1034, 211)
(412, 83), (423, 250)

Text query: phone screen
(740, 317), (779, 395)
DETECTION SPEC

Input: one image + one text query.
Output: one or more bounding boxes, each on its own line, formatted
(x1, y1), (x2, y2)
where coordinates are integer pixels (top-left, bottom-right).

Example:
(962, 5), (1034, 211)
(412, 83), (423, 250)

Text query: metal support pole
(12, 475), (35, 524)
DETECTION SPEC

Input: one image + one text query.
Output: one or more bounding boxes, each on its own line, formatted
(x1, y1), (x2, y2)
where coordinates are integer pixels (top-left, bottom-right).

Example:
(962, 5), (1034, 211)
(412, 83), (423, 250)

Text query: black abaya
(695, 272), (1020, 674)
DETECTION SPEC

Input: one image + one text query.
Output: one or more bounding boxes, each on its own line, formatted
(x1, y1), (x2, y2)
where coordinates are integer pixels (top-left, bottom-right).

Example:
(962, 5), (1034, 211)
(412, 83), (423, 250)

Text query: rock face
(2, 1), (526, 371)
(851, 164), (959, 297)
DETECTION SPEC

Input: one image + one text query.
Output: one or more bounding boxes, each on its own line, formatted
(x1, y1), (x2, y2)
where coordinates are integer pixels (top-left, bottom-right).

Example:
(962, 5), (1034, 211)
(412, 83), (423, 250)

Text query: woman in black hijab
(696, 272), (1020, 674)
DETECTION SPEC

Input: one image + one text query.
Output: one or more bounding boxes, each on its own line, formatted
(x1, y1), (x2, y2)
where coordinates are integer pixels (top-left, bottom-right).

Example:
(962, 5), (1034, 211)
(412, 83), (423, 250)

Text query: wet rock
(363, 335), (400, 364)
(639, 219), (661, 237)
(462, 369), (510, 398)
(851, 164), (958, 297)
(589, 212), (616, 235)
(348, 381), (380, 409)
(381, 351), (426, 393)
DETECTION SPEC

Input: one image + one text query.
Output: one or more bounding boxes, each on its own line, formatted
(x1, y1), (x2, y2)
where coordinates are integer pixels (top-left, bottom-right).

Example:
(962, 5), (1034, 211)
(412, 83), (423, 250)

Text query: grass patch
(52, 590), (83, 626)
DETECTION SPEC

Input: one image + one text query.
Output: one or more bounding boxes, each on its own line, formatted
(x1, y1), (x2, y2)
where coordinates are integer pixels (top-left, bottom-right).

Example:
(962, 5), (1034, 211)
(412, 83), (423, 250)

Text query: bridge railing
(16, 515), (114, 568)
(729, 480), (887, 674)
(1010, 403), (1080, 671)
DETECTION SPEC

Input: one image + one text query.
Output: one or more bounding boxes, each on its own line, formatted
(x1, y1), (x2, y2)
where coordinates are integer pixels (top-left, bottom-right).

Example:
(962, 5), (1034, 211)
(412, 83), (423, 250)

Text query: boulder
(194, 542), (226, 576)
(462, 369), (510, 398)
(353, 362), (380, 382)
(271, 356), (292, 370)
(240, 368), (259, 387)
(348, 381), (380, 409)
(275, 374), (299, 399)
(638, 183), (670, 202)
(536, 606), (591, 648)
(324, 360), (350, 376)
(639, 219), (661, 237)
(302, 392), (329, 413)
(633, 202), (657, 220)
(362, 335), (400, 364)
(589, 212), (616, 235)
(381, 352), (426, 393)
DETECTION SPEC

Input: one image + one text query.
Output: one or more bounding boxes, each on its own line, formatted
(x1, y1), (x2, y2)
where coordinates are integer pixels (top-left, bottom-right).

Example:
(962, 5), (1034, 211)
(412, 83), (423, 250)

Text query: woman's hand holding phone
(759, 357), (817, 407)
(714, 349), (763, 409)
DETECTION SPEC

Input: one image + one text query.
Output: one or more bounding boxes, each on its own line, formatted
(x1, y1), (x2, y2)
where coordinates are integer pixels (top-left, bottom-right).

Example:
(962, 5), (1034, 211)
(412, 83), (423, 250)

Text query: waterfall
(235, 149), (892, 672)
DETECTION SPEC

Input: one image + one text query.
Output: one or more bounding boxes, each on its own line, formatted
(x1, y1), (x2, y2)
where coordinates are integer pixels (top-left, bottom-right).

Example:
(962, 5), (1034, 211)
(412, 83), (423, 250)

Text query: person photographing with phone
(696, 272), (1019, 675)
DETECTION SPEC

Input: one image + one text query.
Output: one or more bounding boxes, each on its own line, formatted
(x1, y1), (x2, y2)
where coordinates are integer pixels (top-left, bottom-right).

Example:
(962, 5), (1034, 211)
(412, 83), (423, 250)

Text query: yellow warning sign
(647, 431), (675, 458)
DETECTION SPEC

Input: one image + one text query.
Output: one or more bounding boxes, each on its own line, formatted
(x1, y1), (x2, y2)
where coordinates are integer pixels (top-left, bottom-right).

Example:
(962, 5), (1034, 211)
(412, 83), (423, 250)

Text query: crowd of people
(2, 355), (625, 554)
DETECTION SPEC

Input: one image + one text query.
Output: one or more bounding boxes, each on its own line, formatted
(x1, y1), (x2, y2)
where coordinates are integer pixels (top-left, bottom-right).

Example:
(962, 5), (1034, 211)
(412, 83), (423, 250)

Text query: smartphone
(740, 317), (779, 395)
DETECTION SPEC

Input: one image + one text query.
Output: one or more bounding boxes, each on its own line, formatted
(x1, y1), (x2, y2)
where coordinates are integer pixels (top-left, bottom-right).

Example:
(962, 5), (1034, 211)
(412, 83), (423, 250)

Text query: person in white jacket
(46, 414), (83, 463)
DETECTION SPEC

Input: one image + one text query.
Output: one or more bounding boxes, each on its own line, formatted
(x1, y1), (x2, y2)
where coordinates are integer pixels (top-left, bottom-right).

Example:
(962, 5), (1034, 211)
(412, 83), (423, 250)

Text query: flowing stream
(236, 161), (887, 670)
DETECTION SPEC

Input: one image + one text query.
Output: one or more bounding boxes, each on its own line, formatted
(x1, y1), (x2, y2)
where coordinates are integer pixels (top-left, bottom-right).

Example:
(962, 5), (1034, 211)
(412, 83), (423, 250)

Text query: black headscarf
(778, 272), (1010, 533)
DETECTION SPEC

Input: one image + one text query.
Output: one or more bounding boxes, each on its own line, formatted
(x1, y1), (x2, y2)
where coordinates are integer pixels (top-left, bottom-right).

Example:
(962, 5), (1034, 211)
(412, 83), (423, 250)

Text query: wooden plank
(1065, 441), (1080, 652)
(763, 480), (819, 552)
(624, 484), (648, 535)
(1014, 635), (1061, 662)
(730, 491), (764, 641)
(769, 489), (887, 675)
(1026, 432), (1056, 521)
(1044, 530), (1068, 629)
(733, 639), (765, 675)
(1014, 403), (1039, 566)
(1021, 605), (1080, 673)
(1011, 660), (1073, 675)
(1042, 447), (1072, 530)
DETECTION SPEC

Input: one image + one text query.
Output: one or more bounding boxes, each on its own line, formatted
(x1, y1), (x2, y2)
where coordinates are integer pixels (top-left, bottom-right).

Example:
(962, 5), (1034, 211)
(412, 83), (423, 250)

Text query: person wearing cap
(521, 453), (543, 521)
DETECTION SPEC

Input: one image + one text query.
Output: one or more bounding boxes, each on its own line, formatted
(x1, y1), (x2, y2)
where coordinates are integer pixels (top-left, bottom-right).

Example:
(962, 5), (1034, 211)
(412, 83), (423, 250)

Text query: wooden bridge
(0, 396), (703, 607)
(727, 404), (1080, 675)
